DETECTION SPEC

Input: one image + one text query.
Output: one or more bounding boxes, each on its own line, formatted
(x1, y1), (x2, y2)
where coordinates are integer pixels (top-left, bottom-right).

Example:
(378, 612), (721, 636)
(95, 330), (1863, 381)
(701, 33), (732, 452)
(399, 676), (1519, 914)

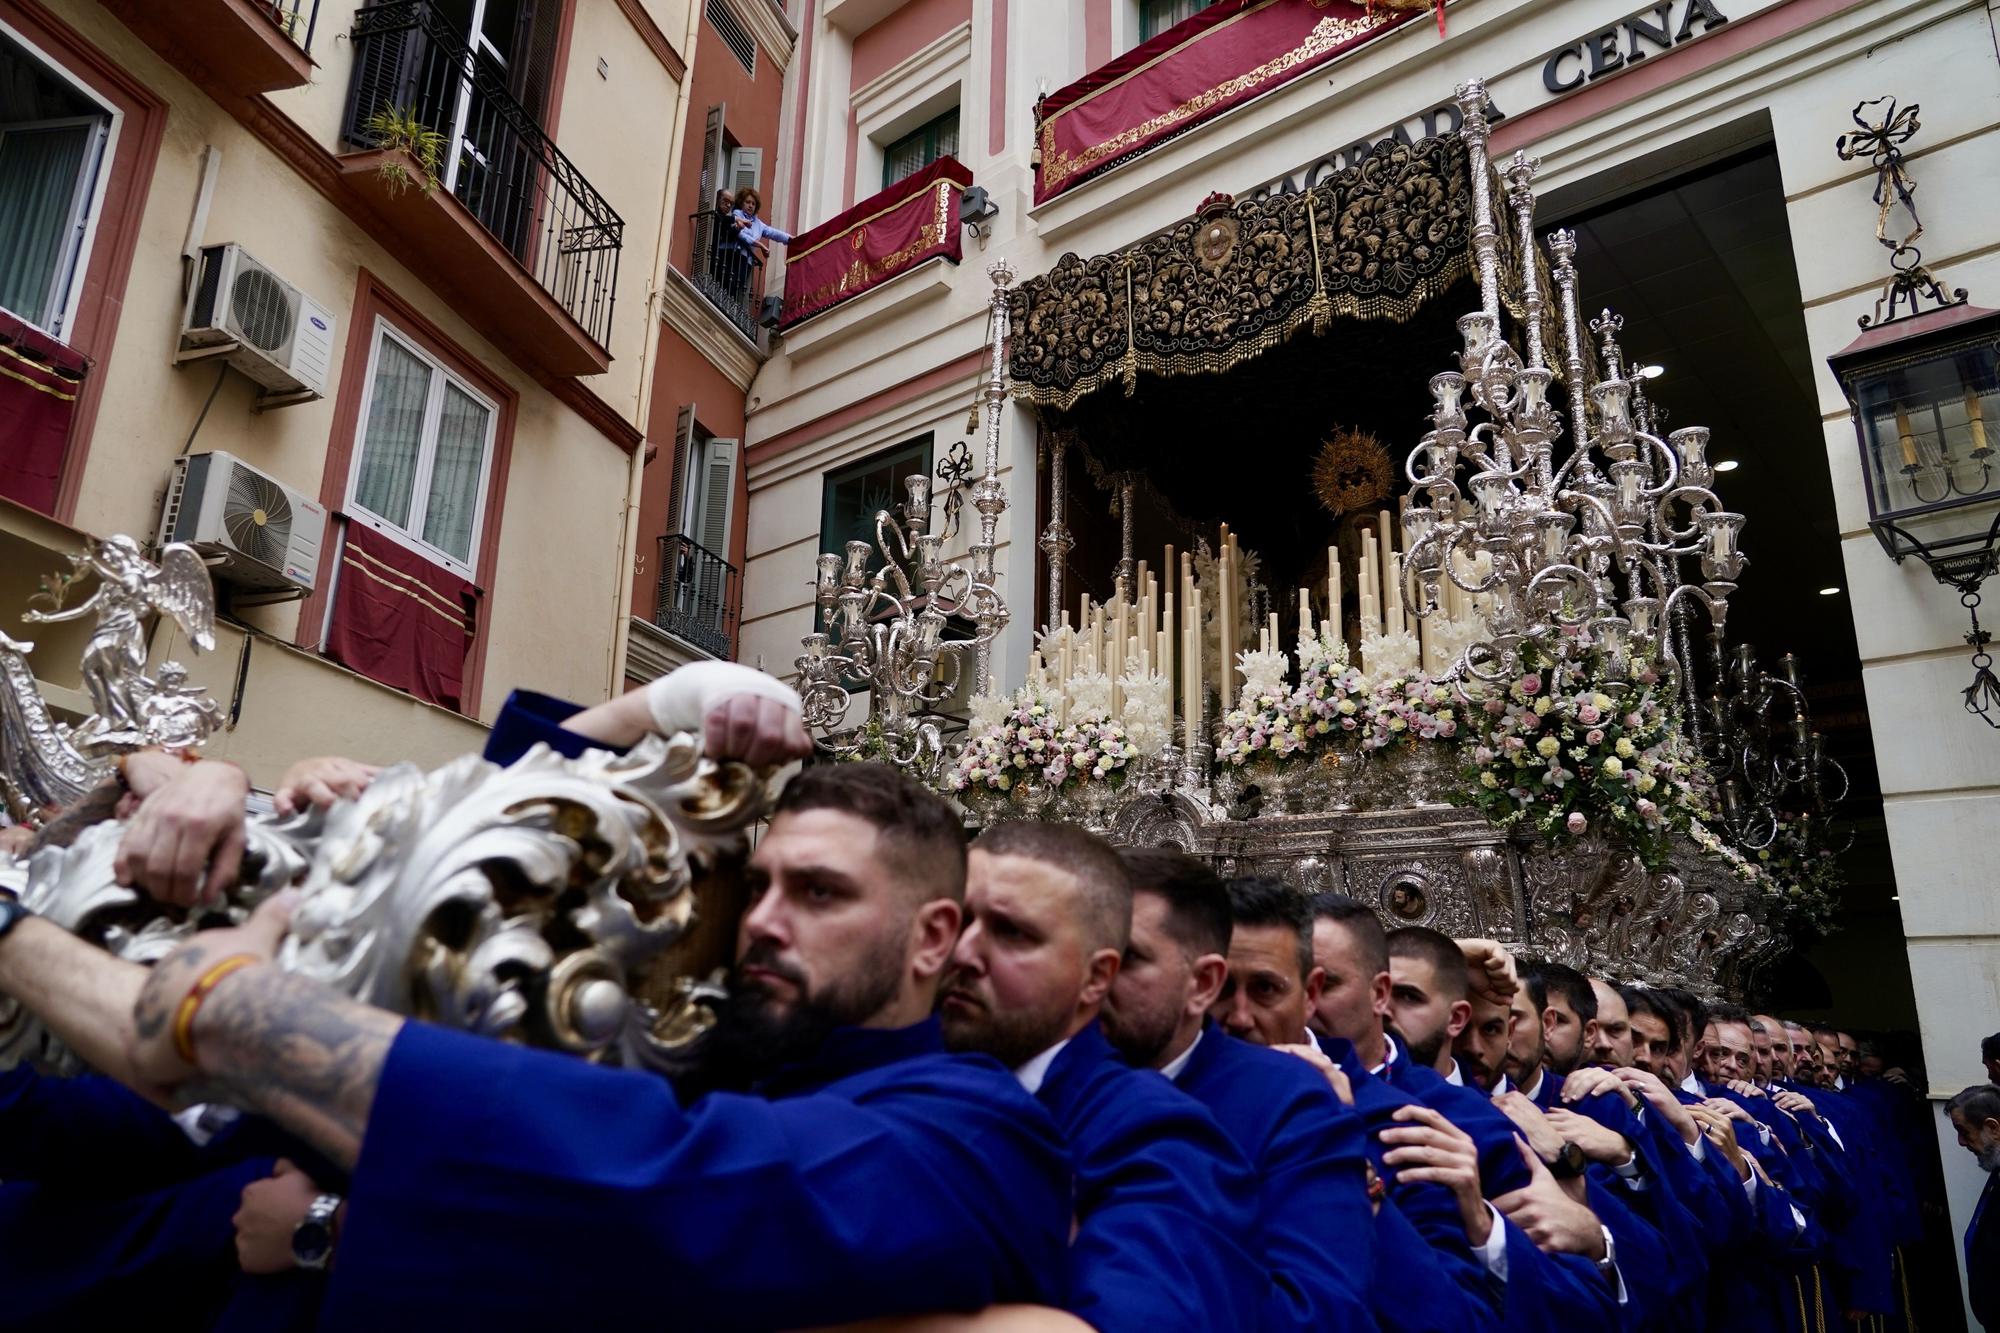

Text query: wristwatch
(1595, 1224), (1619, 1281)
(0, 896), (33, 944)
(1549, 1138), (1589, 1181)
(291, 1193), (342, 1271)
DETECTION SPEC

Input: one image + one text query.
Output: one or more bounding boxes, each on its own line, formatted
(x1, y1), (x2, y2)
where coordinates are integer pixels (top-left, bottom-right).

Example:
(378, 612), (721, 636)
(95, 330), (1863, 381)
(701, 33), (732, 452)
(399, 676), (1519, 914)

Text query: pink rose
(1485, 699), (1506, 715)
(1624, 713), (1641, 728)
(1566, 812), (1587, 834)
(1519, 675), (1542, 696)
(1578, 705), (1601, 725)
(1586, 728), (1605, 745)
(1638, 799), (1659, 820)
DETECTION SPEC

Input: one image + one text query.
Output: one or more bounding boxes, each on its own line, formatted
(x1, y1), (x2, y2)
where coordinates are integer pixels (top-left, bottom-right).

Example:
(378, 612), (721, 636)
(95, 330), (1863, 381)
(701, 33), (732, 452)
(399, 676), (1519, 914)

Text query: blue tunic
(0, 1065), (333, 1327)
(1313, 1036), (1501, 1331)
(1033, 1020), (1263, 1333)
(483, 689), (606, 765)
(325, 1016), (1072, 1328)
(1170, 1023), (1378, 1331)
(1379, 1051), (1623, 1330)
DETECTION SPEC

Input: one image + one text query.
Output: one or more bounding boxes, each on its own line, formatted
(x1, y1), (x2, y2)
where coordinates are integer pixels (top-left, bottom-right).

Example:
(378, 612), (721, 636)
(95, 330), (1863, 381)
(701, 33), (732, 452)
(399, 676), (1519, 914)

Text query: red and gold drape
(326, 520), (480, 713)
(1034, 0), (1419, 203)
(778, 156), (972, 329)
(0, 310), (86, 515)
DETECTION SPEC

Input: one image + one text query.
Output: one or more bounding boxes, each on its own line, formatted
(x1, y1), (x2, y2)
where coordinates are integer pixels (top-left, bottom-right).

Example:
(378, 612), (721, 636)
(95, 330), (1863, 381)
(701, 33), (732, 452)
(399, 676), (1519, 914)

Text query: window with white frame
(347, 319), (497, 578)
(0, 27), (114, 340)
(1139, 0), (1215, 41)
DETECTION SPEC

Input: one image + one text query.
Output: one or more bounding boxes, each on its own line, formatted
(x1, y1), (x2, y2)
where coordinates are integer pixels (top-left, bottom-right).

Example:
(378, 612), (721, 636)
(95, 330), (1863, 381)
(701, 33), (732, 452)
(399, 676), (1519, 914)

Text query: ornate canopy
(1008, 134), (1560, 413)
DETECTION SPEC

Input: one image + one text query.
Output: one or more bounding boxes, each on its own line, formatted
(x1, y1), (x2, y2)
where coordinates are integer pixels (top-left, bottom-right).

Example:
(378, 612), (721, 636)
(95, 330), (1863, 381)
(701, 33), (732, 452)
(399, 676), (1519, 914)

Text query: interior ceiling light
(1820, 586), (1843, 595)
(1635, 364), (1666, 379)
(1714, 459), (1740, 472)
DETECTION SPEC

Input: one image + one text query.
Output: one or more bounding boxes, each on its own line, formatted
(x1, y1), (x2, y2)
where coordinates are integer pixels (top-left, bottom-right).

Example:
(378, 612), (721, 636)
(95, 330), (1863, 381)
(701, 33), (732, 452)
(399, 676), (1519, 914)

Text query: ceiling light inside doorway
(1819, 586), (1842, 596)
(1714, 459), (1740, 472)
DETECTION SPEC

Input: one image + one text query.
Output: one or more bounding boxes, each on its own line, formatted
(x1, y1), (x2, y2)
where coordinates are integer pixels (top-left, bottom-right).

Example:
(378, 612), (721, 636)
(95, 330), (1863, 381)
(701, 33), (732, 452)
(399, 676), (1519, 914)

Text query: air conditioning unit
(158, 451), (327, 594)
(179, 243), (336, 400)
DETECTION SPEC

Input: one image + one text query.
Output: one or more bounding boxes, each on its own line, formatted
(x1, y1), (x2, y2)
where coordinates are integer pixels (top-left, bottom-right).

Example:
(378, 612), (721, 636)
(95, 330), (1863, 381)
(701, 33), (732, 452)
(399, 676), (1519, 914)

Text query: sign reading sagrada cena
(0, 81), (1843, 1086)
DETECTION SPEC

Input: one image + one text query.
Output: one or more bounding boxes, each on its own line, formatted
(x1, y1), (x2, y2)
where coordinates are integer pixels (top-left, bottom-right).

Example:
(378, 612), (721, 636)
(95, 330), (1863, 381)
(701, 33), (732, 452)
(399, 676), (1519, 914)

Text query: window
(1139, 0), (1215, 41)
(679, 419), (739, 559)
(881, 108), (958, 191)
(820, 436), (934, 561)
(705, 0), (757, 76)
(0, 30), (113, 339)
(347, 318), (498, 577)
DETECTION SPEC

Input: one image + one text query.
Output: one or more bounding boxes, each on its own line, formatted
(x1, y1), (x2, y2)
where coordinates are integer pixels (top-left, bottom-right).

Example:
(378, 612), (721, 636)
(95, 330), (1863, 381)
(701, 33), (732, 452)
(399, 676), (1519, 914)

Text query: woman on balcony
(727, 188), (792, 296)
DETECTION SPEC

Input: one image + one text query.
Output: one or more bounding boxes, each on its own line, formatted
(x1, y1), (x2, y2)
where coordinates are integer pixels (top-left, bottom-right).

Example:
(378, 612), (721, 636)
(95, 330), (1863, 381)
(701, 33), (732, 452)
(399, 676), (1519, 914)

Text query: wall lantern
(1828, 97), (2000, 724)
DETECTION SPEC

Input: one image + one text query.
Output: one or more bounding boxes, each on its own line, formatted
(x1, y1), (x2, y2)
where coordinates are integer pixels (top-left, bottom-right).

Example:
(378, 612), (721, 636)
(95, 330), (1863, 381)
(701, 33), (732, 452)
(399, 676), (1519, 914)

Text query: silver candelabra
(1399, 81), (1748, 691)
(795, 262), (1016, 775)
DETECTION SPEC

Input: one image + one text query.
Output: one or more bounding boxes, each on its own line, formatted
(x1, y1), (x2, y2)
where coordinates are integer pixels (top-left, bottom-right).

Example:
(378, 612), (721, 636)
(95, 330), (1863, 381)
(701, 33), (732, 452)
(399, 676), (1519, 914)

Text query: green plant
(362, 106), (446, 198)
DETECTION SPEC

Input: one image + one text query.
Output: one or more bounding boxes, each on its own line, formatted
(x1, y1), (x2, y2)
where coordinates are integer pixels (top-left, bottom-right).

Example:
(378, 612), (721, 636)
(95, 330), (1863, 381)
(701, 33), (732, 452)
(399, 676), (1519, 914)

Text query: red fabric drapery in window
(1033, 0), (1420, 203)
(0, 310), (87, 514)
(325, 520), (481, 713)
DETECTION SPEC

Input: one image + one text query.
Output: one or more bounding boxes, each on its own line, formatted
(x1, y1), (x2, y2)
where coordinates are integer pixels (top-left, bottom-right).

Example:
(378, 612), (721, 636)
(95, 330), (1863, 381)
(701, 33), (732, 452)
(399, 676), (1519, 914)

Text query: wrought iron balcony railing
(686, 209), (766, 343)
(342, 1), (623, 349)
(655, 533), (739, 659)
(267, 0), (320, 53)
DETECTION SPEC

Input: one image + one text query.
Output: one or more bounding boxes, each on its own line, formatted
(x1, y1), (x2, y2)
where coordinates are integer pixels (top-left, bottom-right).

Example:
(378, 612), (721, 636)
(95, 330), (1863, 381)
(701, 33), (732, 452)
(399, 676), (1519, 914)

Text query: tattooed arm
(0, 892), (400, 1170)
(125, 893), (401, 1172)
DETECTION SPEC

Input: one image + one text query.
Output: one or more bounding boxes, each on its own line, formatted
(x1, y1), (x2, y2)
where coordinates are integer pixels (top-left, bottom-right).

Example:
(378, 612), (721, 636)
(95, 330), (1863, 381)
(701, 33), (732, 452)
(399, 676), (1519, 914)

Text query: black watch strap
(1549, 1139), (1589, 1180)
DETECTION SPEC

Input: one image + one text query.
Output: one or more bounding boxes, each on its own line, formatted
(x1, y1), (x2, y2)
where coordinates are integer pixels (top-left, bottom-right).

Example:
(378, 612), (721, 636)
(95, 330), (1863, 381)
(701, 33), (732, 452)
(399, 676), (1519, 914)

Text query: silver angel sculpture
(2, 538), (220, 824)
(25, 535), (216, 750)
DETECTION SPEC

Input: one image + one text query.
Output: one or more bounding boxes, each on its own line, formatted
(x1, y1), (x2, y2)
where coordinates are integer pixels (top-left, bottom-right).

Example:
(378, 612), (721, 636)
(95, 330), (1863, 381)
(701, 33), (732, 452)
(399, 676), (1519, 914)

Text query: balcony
(777, 156), (971, 331)
(653, 533), (739, 659)
(339, 2), (622, 378)
(104, 0), (318, 94)
(686, 209), (767, 345)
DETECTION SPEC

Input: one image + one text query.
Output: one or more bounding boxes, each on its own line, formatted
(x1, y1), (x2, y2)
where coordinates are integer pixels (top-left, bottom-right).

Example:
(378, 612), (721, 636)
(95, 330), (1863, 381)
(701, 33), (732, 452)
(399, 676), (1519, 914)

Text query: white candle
(1380, 510), (1402, 633)
(1219, 545), (1237, 704)
(1360, 530), (1378, 638)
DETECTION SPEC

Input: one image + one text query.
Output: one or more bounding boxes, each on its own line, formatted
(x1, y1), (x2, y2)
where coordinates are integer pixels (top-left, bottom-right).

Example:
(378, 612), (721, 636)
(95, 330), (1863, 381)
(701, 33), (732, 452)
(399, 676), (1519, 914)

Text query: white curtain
(355, 335), (430, 528)
(0, 120), (92, 329)
(422, 382), (489, 563)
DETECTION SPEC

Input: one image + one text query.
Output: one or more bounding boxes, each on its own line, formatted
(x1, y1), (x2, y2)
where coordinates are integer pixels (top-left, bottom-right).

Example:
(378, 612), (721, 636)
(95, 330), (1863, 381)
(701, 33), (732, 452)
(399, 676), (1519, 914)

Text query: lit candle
(1969, 390), (1990, 455)
(1299, 586), (1313, 643)
(1267, 610), (1280, 658)
(1895, 405), (1919, 469)
(1188, 588), (1204, 731)
(1327, 545), (1342, 638)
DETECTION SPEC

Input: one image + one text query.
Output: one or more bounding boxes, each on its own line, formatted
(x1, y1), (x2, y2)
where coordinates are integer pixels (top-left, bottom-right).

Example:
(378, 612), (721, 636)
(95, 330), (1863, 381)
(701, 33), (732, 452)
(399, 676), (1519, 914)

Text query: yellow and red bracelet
(171, 953), (261, 1066)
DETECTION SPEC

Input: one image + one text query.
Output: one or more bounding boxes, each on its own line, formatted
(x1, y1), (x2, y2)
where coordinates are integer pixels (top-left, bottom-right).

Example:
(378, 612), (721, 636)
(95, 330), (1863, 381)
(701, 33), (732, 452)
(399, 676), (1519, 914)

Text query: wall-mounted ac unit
(158, 451), (327, 594)
(178, 243), (336, 400)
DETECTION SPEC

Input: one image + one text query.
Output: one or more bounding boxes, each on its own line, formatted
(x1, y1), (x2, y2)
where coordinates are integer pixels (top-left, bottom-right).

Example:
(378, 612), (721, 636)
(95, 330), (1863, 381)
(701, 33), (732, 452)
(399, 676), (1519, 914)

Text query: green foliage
(362, 106), (446, 198)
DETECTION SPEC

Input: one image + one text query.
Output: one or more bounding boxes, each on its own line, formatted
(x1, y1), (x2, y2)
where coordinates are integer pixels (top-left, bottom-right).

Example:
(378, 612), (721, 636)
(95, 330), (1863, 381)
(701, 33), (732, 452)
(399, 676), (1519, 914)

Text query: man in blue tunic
(940, 821), (1262, 1333)
(1100, 847), (1377, 1331)
(1241, 887), (1625, 1328)
(0, 667), (1075, 1329)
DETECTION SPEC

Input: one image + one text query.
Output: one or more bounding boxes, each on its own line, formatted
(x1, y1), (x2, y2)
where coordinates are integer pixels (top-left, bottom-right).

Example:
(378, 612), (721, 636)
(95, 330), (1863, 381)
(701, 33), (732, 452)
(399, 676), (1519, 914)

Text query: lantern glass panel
(1854, 340), (2000, 529)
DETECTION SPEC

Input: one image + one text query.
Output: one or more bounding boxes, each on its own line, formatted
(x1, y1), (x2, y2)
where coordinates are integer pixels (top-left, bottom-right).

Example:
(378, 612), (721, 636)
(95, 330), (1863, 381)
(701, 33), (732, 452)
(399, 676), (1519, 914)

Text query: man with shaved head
(944, 822), (1262, 1331)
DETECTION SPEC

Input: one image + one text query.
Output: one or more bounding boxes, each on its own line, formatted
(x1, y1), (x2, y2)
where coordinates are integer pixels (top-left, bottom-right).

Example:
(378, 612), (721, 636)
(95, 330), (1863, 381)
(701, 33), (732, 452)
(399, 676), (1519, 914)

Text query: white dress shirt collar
(1446, 1059), (1467, 1087)
(1161, 1029), (1205, 1083)
(1014, 1037), (1072, 1095)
